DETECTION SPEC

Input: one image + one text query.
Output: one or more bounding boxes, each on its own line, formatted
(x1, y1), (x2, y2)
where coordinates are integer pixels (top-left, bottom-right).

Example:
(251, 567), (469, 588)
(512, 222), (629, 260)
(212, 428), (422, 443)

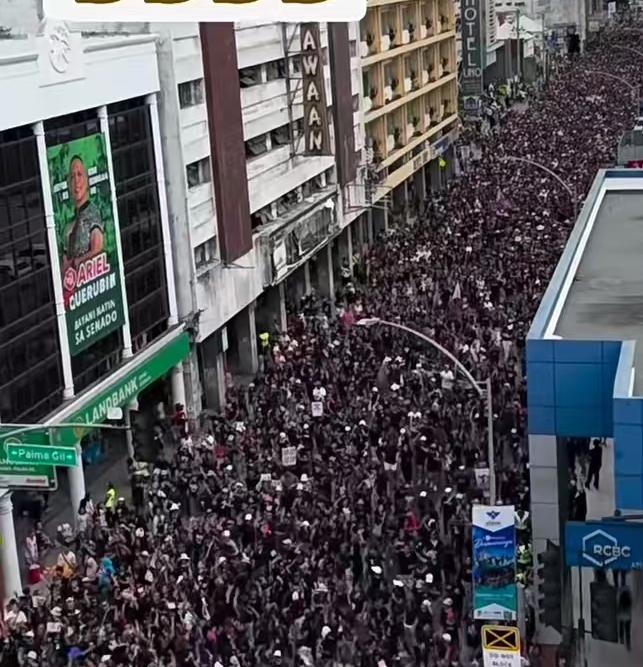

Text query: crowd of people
(3, 22), (643, 667)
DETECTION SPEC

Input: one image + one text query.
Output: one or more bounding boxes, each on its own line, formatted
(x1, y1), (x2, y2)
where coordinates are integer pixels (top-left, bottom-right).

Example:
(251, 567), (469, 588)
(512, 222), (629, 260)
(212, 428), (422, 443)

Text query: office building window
(0, 127), (64, 422)
(178, 79), (204, 108)
(194, 237), (217, 270)
(186, 158), (212, 188)
(266, 59), (286, 81)
(109, 97), (169, 356)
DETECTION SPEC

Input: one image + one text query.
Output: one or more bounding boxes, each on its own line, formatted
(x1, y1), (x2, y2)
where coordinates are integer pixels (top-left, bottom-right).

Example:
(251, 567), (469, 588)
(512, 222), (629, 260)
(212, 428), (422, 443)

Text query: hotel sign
(301, 23), (332, 156)
(461, 0), (485, 97)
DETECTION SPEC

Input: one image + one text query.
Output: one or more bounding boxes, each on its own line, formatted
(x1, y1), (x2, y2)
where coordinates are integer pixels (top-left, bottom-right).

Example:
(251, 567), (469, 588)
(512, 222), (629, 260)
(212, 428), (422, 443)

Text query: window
(109, 99), (169, 365)
(186, 158), (212, 188)
(245, 135), (268, 159)
(178, 79), (204, 108)
(266, 59), (286, 81)
(194, 238), (217, 270)
(251, 204), (274, 229)
(0, 128), (64, 422)
(270, 124), (291, 147)
(239, 64), (261, 88)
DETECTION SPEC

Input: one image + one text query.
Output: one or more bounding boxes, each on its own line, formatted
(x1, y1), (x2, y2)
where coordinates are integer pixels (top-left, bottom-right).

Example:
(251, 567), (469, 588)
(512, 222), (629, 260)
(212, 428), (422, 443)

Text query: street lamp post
(356, 317), (497, 504)
(498, 155), (578, 221)
(581, 68), (640, 116)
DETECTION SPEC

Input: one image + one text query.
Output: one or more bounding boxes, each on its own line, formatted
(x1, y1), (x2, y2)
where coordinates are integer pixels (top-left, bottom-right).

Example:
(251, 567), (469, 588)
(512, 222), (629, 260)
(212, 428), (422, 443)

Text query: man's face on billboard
(70, 157), (89, 208)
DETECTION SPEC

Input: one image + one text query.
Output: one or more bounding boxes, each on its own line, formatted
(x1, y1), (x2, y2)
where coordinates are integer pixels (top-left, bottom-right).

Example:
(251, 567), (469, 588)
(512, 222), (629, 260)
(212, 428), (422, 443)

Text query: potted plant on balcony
(410, 69), (419, 90)
(441, 57), (450, 75)
(388, 26), (397, 48)
(408, 22), (415, 41)
(428, 63), (436, 82)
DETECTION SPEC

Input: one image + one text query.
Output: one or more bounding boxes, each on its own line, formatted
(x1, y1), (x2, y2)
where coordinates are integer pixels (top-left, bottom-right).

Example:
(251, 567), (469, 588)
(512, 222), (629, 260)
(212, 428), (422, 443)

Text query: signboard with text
(482, 625), (521, 667)
(461, 0), (485, 97)
(473, 506), (518, 621)
(44, 0), (366, 23)
(0, 428), (57, 490)
(301, 23), (332, 156)
(565, 520), (643, 570)
(47, 133), (125, 356)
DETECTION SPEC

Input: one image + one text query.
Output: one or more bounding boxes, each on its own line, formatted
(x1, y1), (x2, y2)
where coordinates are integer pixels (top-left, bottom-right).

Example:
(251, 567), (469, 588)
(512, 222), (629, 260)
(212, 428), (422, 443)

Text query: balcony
(364, 71), (457, 124)
(361, 28), (454, 67)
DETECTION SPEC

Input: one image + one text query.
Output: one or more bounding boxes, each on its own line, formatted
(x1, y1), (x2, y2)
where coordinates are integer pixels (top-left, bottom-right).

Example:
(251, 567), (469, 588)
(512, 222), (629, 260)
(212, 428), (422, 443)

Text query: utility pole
(515, 8), (522, 82)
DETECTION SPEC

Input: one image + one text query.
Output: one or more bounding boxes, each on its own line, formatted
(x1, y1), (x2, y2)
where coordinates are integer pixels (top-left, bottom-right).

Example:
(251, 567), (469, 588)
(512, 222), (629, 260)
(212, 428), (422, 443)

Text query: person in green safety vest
(105, 482), (117, 513)
(259, 331), (270, 352)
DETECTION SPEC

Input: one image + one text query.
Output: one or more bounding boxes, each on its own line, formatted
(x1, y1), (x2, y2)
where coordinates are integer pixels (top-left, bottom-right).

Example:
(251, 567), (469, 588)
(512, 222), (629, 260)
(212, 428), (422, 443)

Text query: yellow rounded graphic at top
(45, 0), (366, 21)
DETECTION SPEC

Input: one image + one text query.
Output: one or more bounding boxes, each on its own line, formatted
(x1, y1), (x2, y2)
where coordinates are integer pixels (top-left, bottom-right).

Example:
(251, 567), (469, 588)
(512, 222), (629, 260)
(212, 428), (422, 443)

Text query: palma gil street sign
(6, 443), (78, 468)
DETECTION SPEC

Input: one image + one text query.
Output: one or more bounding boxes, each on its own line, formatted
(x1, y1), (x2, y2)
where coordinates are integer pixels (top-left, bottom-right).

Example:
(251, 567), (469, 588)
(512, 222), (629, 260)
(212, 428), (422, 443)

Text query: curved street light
(581, 68), (640, 117)
(356, 317), (497, 504)
(499, 155), (578, 221)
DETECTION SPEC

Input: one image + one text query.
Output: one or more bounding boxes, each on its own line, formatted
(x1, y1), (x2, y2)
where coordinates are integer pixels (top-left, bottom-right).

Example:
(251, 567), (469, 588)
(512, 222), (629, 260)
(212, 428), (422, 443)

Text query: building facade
(358, 0), (460, 220)
(0, 15), (191, 595)
(155, 20), (369, 414)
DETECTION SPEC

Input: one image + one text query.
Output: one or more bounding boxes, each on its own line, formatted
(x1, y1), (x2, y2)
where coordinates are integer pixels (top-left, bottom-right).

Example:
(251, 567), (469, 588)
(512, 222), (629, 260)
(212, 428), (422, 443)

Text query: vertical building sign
(461, 0), (484, 98)
(47, 134), (125, 355)
(472, 505), (518, 621)
(301, 23), (331, 156)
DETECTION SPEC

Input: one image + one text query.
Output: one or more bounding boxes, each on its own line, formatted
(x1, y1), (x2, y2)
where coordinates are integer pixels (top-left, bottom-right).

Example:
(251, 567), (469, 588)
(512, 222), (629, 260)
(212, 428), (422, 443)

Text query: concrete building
(0, 11), (189, 596)
(358, 0), (460, 220)
(527, 168), (643, 661)
(155, 21), (369, 413)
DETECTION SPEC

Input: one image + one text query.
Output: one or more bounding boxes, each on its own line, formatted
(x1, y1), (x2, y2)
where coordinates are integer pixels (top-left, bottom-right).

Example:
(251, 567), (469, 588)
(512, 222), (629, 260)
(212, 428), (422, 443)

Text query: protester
(2, 24), (643, 667)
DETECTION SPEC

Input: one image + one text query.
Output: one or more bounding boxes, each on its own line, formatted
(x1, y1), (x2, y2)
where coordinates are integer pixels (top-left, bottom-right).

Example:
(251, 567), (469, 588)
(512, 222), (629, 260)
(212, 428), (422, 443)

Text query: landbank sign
(566, 520), (643, 570)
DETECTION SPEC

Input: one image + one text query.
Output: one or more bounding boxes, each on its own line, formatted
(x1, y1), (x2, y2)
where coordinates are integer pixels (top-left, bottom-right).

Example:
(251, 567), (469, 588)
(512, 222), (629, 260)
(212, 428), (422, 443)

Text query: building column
(0, 491), (21, 599)
(171, 364), (187, 408)
(303, 262), (312, 295)
(146, 93), (179, 327)
(234, 303), (258, 376)
(372, 206), (388, 238)
(315, 243), (335, 300)
(529, 434), (566, 645)
(414, 165), (427, 207)
(33, 122), (74, 400)
(277, 283), (287, 331)
(366, 209), (374, 246)
(68, 444), (86, 522)
(97, 106), (133, 359)
(203, 351), (226, 410)
(346, 222), (354, 271)
(124, 406), (135, 459)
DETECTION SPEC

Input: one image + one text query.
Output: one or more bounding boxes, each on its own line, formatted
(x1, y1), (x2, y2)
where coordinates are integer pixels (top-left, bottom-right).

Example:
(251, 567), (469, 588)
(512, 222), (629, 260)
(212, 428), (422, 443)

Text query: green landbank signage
(0, 332), (190, 489)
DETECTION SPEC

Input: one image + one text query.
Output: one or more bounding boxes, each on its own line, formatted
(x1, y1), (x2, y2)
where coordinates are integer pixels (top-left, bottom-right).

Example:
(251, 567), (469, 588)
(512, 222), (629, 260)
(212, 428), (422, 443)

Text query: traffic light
(537, 540), (562, 632)
(590, 581), (618, 642)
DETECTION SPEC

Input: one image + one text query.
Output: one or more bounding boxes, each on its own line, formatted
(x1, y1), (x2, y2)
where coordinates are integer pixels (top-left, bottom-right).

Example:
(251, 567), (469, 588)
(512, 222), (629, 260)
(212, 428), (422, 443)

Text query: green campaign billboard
(47, 133), (125, 356)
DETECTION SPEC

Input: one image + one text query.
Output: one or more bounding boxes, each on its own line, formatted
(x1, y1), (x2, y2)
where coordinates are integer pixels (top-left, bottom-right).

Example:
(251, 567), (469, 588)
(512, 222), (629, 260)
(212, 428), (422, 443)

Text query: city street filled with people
(3, 23), (643, 667)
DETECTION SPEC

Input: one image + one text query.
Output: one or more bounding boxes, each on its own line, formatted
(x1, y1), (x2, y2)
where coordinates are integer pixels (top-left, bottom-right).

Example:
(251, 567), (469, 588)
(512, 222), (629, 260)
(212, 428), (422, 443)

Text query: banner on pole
(472, 505), (517, 621)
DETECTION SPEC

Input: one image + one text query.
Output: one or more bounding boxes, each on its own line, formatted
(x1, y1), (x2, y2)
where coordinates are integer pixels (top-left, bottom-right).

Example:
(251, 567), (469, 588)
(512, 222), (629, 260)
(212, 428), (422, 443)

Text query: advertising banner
(47, 133), (125, 356)
(461, 0), (485, 98)
(473, 505), (517, 621)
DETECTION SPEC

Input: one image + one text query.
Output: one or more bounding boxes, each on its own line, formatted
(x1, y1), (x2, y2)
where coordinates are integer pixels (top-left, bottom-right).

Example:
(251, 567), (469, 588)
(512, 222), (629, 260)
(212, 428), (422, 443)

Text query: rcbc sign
(566, 521), (643, 571)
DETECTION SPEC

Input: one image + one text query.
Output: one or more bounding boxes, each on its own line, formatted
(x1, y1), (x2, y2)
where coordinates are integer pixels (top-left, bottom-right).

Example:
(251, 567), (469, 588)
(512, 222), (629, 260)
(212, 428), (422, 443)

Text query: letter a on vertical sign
(44, 1), (366, 23)
(301, 23), (332, 156)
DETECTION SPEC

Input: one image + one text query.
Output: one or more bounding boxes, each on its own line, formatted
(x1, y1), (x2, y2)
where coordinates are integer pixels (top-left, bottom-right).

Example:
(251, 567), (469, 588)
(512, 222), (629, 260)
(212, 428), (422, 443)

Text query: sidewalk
(571, 441), (643, 666)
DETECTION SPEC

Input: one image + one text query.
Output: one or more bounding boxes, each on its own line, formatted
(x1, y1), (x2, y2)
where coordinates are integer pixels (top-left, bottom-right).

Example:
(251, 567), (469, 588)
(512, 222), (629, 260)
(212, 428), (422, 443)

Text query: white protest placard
(281, 446), (297, 467)
(311, 401), (323, 417)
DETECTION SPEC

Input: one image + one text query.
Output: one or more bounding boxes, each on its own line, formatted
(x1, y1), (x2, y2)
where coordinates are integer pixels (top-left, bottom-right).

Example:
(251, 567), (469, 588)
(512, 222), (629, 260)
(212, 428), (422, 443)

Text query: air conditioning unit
(404, 77), (412, 93)
(381, 34), (391, 51)
(384, 85), (393, 102)
(406, 123), (415, 139)
(363, 96), (373, 113)
(424, 112), (431, 128)
(420, 24), (428, 39)
(402, 29), (410, 44)
(386, 134), (395, 152)
(360, 40), (369, 57)
(422, 69), (429, 85)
